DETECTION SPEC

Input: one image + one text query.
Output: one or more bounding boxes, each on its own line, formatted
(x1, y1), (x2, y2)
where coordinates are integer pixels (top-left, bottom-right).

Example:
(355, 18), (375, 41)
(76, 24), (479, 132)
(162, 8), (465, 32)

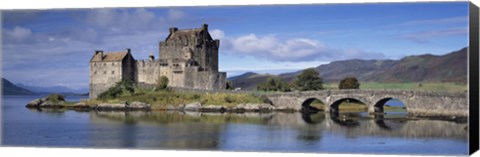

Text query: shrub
(257, 77), (291, 92)
(223, 95), (235, 103)
(156, 75), (169, 90)
(339, 76), (360, 89)
(98, 79), (136, 99)
(46, 94), (65, 103)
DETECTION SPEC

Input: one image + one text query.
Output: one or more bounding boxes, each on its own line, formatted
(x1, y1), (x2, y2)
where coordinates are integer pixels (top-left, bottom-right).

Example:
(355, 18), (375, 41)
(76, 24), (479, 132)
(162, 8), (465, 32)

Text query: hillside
(2, 78), (35, 95)
(230, 47), (467, 90)
(16, 84), (89, 95)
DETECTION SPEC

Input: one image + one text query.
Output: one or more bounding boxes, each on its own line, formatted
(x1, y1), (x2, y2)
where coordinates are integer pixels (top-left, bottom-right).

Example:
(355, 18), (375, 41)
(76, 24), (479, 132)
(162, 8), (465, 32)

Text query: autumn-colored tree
(339, 76), (360, 89)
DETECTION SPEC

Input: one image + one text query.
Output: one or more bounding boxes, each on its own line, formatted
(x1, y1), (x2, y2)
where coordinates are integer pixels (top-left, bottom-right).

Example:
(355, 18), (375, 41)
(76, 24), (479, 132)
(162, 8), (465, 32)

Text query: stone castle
(89, 24), (227, 98)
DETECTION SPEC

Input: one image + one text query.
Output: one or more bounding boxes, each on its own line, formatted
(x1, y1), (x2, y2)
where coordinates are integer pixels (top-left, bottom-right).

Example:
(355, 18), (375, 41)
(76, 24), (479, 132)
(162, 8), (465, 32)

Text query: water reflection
(86, 110), (468, 149)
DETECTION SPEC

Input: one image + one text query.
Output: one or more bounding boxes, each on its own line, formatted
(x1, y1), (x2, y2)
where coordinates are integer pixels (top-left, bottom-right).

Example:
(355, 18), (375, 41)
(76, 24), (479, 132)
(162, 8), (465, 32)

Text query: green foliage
(256, 77), (291, 92)
(46, 94), (65, 103)
(91, 88), (266, 109)
(226, 81), (234, 90)
(156, 75), (169, 90)
(339, 76), (361, 89)
(223, 95), (235, 103)
(294, 68), (323, 91)
(98, 79), (136, 99)
(258, 95), (272, 104)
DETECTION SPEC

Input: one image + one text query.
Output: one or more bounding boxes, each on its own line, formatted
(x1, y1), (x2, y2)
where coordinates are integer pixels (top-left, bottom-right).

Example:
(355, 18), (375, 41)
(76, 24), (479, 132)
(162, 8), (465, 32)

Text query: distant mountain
(2, 78), (35, 95)
(228, 72), (276, 90)
(16, 84), (89, 95)
(230, 47), (468, 90)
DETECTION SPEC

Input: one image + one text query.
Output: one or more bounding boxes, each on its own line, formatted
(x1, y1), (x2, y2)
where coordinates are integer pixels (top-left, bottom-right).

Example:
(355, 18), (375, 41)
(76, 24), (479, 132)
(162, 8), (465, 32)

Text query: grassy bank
(83, 88), (267, 110)
(324, 82), (466, 93)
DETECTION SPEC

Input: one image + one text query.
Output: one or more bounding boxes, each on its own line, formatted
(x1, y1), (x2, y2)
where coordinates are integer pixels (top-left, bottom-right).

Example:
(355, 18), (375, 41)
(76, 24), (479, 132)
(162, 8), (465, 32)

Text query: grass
(323, 82), (466, 93)
(84, 87), (266, 109)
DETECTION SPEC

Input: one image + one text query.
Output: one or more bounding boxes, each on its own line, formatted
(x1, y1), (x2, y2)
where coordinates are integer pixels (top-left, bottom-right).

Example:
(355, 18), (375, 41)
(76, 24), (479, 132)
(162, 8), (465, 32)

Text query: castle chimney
(126, 48), (131, 53)
(169, 27), (178, 34)
(202, 23), (208, 31)
(149, 53), (155, 61)
(95, 50), (103, 60)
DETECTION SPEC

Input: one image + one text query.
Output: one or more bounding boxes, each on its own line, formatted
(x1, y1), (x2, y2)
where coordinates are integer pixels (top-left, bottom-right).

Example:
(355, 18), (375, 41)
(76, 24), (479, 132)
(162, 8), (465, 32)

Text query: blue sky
(1, 2), (469, 90)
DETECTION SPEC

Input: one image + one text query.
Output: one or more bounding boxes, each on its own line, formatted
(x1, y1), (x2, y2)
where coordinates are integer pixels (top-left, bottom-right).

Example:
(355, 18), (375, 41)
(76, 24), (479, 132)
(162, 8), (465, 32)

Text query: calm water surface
(1, 95), (468, 155)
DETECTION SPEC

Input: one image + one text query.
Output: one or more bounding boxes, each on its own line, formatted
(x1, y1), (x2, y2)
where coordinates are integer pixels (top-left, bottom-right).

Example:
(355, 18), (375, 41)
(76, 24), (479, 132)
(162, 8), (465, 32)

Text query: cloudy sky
(1, 2), (469, 90)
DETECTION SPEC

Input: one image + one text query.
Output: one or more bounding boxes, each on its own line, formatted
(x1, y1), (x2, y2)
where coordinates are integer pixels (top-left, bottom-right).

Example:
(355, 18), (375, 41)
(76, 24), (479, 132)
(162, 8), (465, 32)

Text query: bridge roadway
(262, 89), (468, 117)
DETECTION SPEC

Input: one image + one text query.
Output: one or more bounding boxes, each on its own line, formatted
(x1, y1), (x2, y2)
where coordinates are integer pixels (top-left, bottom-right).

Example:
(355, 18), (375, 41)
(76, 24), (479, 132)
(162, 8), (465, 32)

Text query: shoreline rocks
(26, 96), (152, 111)
(26, 98), (65, 109)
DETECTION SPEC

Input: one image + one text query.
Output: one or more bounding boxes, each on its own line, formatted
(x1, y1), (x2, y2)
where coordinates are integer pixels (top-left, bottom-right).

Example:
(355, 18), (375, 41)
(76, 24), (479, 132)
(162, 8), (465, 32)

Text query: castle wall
(134, 60), (162, 85)
(193, 71), (226, 90)
(89, 61), (123, 98)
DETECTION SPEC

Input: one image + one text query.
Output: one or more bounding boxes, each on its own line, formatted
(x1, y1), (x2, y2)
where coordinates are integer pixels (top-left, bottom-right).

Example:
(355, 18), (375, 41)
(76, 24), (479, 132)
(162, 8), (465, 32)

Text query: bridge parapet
(262, 89), (468, 117)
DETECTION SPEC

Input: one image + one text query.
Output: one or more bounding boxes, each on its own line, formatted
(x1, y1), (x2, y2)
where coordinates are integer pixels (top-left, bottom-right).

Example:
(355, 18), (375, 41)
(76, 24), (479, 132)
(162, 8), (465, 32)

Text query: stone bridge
(263, 89), (468, 117)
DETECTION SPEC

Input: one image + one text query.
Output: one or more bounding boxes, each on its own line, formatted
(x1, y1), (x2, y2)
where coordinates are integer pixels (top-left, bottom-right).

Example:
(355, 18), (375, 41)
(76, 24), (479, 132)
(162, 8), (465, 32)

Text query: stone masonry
(264, 89), (468, 117)
(90, 24), (226, 98)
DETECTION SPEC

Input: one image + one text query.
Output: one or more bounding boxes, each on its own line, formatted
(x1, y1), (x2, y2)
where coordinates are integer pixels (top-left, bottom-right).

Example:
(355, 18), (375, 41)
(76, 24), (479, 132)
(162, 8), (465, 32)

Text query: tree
(294, 68), (323, 91)
(339, 76), (360, 89)
(226, 81), (234, 90)
(257, 77), (291, 92)
(156, 75), (169, 90)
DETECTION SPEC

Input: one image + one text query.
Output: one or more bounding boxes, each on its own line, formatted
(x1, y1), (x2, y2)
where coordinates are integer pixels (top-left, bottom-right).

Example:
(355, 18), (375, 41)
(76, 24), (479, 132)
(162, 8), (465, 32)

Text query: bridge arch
(329, 98), (368, 114)
(300, 97), (325, 113)
(373, 97), (407, 114)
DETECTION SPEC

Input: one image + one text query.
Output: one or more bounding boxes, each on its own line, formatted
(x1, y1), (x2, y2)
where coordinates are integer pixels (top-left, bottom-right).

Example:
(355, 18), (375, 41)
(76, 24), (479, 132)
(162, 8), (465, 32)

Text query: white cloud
(216, 29), (384, 62)
(167, 9), (186, 21)
(209, 29), (225, 39)
(85, 8), (161, 35)
(3, 26), (32, 41)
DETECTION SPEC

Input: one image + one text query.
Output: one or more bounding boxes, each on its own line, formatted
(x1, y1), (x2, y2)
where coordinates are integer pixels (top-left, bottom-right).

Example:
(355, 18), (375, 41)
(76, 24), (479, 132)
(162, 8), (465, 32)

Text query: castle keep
(89, 24), (227, 98)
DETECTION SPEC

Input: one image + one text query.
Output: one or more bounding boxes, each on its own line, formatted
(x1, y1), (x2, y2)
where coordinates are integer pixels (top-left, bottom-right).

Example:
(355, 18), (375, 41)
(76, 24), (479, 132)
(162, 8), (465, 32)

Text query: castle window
(104, 71), (106, 74)
(94, 71), (97, 75)
(112, 71), (114, 74)
(112, 63), (114, 66)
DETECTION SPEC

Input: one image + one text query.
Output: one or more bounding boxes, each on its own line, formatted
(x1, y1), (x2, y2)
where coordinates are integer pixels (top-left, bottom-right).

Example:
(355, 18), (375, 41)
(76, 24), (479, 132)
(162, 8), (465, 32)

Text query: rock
(274, 106), (289, 110)
(244, 103), (260, 111)
(233, 104), (246, 110)
(39, 101), (64, 108)
(127, 101), (151, 110)
(73, 102), (91, 109)
(258, 103), (274, 110)
(95, 103), (127, 111)
(26, 98), (44, 108)
(184, 102), (202, 111)
(201, 105), (225, 112)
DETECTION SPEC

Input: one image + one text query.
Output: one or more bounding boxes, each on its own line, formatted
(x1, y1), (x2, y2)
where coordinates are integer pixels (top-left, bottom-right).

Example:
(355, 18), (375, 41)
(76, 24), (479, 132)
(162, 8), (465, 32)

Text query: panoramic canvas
(1, 2), (472, 156)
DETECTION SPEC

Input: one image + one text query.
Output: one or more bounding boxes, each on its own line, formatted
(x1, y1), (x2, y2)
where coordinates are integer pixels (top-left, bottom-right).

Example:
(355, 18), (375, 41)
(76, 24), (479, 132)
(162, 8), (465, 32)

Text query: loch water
(1, 95), (468, 155)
